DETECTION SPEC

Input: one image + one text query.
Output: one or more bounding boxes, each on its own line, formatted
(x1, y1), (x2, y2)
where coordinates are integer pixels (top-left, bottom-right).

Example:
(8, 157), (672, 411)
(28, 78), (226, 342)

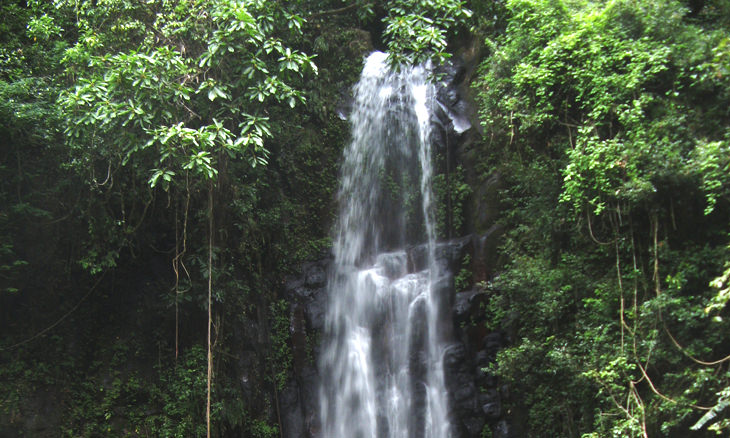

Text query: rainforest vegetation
(1, 0), (729, 437)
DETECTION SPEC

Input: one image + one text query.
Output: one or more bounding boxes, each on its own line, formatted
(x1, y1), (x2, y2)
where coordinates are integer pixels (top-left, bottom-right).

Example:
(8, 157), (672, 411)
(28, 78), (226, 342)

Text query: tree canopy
(473, 0), (730, 435)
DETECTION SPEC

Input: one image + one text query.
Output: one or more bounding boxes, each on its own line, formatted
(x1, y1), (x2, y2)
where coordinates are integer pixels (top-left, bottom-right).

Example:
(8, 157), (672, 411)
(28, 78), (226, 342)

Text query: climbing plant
(474, 0), (730, 436)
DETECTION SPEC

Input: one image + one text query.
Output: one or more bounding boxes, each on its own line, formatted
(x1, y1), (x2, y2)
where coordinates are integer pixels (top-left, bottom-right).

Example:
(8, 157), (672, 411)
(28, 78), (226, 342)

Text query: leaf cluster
(472, 0), (730, 436)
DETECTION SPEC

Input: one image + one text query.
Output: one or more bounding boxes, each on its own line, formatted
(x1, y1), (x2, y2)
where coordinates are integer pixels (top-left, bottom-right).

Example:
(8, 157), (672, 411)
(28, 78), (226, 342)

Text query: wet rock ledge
(278, 230), (513, 438)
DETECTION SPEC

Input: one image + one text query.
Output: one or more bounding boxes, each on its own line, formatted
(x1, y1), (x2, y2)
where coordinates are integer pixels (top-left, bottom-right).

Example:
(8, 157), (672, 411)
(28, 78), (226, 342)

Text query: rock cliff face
(280, 232), (510, 438)
(281, 256), (330, 438)
(276, 49), (512, 438)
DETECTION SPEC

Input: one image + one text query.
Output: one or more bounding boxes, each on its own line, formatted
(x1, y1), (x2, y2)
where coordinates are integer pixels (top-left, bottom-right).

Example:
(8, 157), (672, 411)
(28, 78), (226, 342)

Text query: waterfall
(319, 51), (452, 438)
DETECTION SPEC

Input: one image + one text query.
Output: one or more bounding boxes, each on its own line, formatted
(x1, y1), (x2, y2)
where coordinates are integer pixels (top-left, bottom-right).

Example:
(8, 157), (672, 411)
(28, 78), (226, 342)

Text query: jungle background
(1, 0), (729, 436)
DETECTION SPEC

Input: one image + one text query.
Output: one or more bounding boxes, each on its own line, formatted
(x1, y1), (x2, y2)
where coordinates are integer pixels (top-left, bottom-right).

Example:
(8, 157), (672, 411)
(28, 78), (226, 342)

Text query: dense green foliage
(2, 0), (730, 436)
(473, 0), (730, 436)
(1, 0), (479, 435)
(0, 0), (352, 435)
(383, 0), (473, 64)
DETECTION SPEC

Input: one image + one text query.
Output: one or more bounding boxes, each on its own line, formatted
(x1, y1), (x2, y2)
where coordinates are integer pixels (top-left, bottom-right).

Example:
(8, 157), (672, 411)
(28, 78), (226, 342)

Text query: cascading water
(319, 51), (452, 438)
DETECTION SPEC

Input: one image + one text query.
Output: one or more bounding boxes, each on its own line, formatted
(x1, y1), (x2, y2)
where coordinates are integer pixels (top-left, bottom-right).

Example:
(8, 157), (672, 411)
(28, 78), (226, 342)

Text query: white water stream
(319, 51), (452, 438)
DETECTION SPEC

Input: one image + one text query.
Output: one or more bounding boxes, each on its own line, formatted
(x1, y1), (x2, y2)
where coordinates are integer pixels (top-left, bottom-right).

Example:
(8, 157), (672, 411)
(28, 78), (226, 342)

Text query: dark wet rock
(475, 349), (490, 367)
(336, 91), (353, 121)
(483, 401), (501, 419)
(285, 276), (305, 293)
(493, 420), (511, 438)
(444, 342), (466, 368)
(304, 287), (328, 333)
(480, 389), (498, 403)
(463, 416), (486, 437)
(406, 243), (428, 273)
(434, 58), (472, 136)
(290, 303), (309, 372)
(473, 172), (502, 233)
(292, 285), (313, 298)
(439, 235), (475, 272)
(298, 365), (321, 438)
(279, 86), (509, 433)
(282, 238), (511, 438)
(282, 256), (332, 438)
(479, 389), (502, 420)
(407, 235), (474, 273)
(463, 323), (489, 353)
(280, 381), (304, 438)
(500, 384), (511, 401)
(407, 229), (502, 287)
(473, 225), (504, 283)
(436, 61), (466, 104)
(477, 371), (498, 389)
(304, 262), (327, 288)
(484, 331), (505, 360)
(453, 289), (488, 323)
(443, 343), (485, 437)
(454, 382), (476, 403)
